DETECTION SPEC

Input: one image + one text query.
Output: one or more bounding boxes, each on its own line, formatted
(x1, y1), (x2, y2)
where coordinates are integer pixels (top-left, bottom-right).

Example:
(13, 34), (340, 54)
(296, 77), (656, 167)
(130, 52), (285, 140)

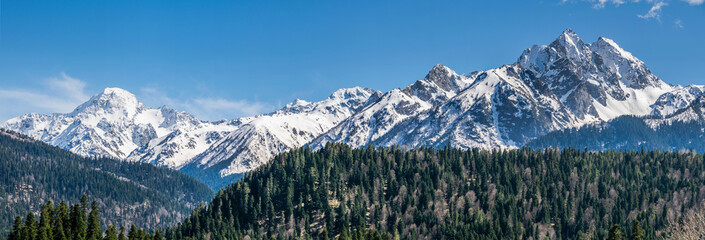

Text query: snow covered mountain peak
(329, 86), (376, 101)
(71, 87), (144, 119)
(552, 28), (589, 62)
(401, 64), (473, 105)
(423, 64), (459, 91)
(190, 86), (381, 176)
(589, 36), (666, 89)
(1, 87), (238, 167)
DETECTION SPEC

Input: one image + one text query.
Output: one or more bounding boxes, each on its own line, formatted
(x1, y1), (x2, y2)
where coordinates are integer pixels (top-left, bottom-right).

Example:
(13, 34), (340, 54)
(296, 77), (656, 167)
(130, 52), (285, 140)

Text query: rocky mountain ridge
(3, 29), (701, 188)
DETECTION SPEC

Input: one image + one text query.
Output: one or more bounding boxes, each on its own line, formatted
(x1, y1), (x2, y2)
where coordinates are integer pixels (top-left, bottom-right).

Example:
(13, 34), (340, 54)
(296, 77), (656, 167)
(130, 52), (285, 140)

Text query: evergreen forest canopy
(4, 196), (165, 240)
(0, 129), (214, 236)
(3, 196), (392, 240)
(527, 116), (705, 153)
(166, 143), (705, 239)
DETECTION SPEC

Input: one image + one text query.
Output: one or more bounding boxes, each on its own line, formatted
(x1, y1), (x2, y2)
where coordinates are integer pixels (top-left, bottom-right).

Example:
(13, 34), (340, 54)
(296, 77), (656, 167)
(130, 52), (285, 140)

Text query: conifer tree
(53, 217), (68, 240)
(607, 224), (624, 240)
(87, 201), (102, 240)
(38, 202), (54, 240)
(631, 220), (645, 240)
(70, 203), (87, 240)
(128, 225), (139, 240)
(7, 216), (22, 240)
(104, 225), (118, 240)
(57, 201), (71, 238)
(118, 226), (126, 240)
(22, 212), (37, 240)
(152, 229), (163, 240)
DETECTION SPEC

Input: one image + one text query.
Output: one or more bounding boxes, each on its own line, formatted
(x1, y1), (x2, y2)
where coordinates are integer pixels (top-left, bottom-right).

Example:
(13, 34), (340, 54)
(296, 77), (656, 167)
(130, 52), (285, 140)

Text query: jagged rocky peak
(401, 64), (471, 105)
(551, 28), (590, 62)
(71, 87), (144, 118)
(518, 29), (591, 73)
(423, 64), (459, 92)
(590, 37), (665, 89)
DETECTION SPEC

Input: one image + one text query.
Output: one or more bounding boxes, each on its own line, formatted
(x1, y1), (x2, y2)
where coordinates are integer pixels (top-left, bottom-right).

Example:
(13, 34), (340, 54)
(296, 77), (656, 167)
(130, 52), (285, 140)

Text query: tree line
(4, 196), (163, 240)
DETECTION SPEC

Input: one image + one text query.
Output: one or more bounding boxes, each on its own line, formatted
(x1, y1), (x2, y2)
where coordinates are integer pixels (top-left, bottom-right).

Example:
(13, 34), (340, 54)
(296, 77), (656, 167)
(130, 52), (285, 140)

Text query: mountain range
(3, 29), (703, 189)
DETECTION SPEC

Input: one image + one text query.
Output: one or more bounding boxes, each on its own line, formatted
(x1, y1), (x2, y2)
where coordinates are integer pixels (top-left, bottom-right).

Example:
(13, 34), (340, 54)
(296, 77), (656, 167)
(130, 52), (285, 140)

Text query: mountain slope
(309, 64), (474, 149)
(188, 87), (381, 178)
(0, 129), (213, 236)
(374, 65), (578, 148)
(370, 29), (674, 149)
(527, 97), (705, 152)
(169, 144), (704, 240)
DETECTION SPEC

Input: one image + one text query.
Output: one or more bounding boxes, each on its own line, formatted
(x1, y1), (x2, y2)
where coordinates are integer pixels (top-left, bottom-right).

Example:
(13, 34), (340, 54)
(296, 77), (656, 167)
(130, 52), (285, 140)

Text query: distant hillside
(0, 129), (214, 236)
(168, 144), (705, 239)
(526, 115), (705, 153)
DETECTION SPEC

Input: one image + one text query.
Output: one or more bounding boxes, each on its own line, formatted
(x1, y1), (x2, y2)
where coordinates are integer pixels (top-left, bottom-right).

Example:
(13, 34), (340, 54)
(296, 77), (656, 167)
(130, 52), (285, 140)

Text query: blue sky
(0, 0), (703, 122)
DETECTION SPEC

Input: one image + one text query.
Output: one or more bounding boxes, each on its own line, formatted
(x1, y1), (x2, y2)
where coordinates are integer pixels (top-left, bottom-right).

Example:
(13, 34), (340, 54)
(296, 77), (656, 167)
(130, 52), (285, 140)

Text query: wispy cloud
(563, 0), (699, 23)
(682, 0), (704, 5)
(0, 73), (91, 122)
(675, 19), (684, 28)
(638, 1), (668, 20)
(593, 0), (626, 9)
(138, 87), (274, 121)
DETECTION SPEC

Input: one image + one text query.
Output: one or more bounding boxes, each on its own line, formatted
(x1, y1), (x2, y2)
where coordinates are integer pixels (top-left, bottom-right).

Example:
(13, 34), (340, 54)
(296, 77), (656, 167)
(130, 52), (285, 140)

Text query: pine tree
(57, 201), (71, 239)
(118, 226), (126, 240)
(104, 225), (118, 240)
(607, 224), (624, 240)
(38, 202), (54, 240)
(53, 217), (68, 240)
(87, 201), (102, 240)
(22, 212), (37, 240)
(7, 216), (23, 240)
(70, 203), (87, 240)
(630, 220), (644, 240)
(128, 225), (139, 240)
(152, 229), (163, 240)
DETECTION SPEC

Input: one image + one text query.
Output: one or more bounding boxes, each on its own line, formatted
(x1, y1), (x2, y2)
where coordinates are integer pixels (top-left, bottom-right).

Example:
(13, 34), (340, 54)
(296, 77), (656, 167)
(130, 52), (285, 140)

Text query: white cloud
(675, 19), (684, 28)
(138, 87), (274, 121)
(564, 0), (700, 21)
(682, 0), (704, 5)
(638, 1), (668, 20)
(0, 73), (91, 122)
(47, 73), (90, 101)
(592, 0), (627, 9)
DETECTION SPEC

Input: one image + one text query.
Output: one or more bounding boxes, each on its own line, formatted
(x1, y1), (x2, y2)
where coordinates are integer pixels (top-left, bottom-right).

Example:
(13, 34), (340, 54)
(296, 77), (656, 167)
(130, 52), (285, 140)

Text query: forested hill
(0, 129), (214, 236)
(169, 143), (705, 240)
(526, 116), (705, 153)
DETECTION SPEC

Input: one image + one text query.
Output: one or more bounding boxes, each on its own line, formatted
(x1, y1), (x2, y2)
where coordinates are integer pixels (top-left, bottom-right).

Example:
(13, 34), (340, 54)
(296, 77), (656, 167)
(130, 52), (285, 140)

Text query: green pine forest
(0, 130), (214, 236)
(5, 134), (705, 239)
(4, 196), (392, 240)
(167, 143), (704, 239)
(527, 116), (705, 153)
